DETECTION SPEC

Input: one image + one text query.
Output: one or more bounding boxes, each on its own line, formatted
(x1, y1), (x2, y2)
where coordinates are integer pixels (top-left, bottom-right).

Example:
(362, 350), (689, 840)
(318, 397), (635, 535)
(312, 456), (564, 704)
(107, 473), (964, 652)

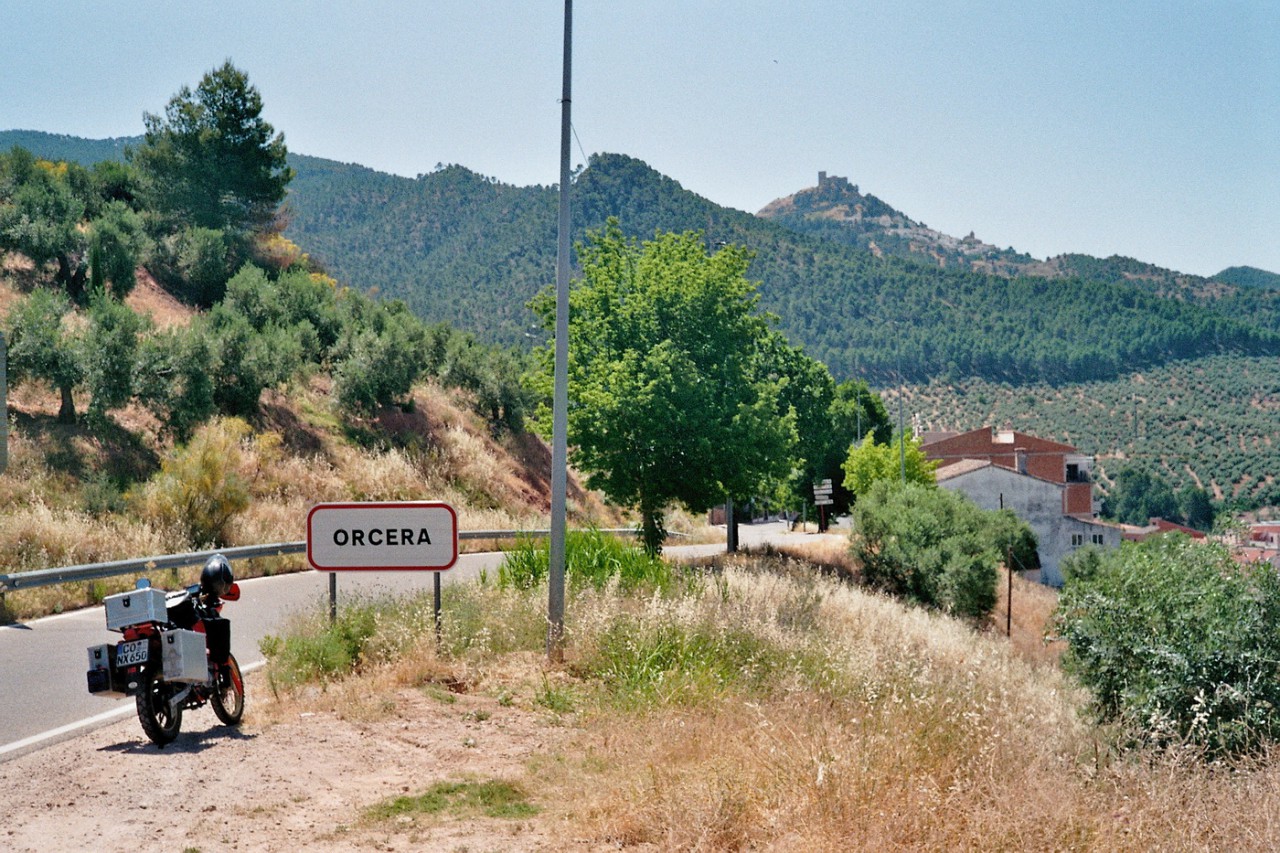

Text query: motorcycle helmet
(200, 553), (234, 597)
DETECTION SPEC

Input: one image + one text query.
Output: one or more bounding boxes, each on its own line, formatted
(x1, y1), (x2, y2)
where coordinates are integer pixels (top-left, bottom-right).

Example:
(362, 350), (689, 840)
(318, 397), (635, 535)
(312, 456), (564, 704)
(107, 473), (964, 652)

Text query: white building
(934, 459), (1120, 587)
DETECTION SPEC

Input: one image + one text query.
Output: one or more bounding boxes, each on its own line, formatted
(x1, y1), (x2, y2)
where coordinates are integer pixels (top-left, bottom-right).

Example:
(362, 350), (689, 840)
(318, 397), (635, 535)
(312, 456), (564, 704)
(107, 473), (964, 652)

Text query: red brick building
(922, 428), (1096, 517)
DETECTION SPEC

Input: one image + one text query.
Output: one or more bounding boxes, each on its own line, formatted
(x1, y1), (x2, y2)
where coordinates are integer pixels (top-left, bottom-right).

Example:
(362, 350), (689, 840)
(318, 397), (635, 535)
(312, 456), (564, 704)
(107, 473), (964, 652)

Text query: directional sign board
(813, 478), (834, 506)
(307, 502), (458, 571)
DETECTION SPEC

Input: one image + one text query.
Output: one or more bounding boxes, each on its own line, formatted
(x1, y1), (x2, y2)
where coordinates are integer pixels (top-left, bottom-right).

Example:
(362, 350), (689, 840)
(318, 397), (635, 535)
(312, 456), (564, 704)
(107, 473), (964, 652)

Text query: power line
(570, 122), (589, 171)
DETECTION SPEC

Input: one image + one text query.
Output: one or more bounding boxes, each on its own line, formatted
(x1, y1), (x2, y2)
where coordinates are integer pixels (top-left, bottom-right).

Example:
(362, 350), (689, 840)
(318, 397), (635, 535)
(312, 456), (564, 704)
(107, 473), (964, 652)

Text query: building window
(1091, 533), (1105, 546)
(1071, 533), (1084, 547)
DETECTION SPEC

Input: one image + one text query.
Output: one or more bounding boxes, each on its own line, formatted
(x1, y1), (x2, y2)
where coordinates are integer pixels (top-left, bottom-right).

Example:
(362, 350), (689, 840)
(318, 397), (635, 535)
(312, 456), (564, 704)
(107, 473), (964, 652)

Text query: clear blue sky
(2, 1), (1276, 277)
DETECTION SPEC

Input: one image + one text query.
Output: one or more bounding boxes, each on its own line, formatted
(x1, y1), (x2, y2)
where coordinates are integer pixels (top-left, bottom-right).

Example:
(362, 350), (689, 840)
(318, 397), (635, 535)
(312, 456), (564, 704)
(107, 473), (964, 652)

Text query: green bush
(82, 290), (148, 421)
(496, 529), (671, 592)
(171, 226), (234, 304)
(1055, 535), (1280, 757)
(133, 417), (251, 546)
(850, 480), (1018, 619)
(259, 601), (382, 688)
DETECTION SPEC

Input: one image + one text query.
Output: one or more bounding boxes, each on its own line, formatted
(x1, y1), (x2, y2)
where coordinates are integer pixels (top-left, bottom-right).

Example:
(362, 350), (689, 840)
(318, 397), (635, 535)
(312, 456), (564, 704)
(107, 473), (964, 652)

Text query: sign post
(306, 502), (459, 631)
(813, 479), (834, 532)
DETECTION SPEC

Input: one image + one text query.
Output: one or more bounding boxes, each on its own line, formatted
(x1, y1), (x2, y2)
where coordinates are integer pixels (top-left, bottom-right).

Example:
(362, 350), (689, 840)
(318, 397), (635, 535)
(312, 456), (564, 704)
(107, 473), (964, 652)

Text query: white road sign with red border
(306, 502), (458, 571)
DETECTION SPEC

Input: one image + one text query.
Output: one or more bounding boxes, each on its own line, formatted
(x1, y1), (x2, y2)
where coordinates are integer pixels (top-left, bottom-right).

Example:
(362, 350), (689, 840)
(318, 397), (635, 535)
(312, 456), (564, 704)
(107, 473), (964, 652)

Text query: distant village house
(921, 427), (1120, 587)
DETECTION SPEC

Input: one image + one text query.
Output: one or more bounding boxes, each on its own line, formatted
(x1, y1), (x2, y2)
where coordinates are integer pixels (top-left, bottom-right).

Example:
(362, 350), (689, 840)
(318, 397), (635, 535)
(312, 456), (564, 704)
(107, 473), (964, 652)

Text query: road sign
(813, 478), (834, 506)
(306, 502), (458, 571)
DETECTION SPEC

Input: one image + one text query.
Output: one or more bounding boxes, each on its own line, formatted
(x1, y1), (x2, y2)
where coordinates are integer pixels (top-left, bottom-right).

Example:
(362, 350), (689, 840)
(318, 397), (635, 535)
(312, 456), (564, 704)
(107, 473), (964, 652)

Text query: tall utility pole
(547, 0), (572, 662)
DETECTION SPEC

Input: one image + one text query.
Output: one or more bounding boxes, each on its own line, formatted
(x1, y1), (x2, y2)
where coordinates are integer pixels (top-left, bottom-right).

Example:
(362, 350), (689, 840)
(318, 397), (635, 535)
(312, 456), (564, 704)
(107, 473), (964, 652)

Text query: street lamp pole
(547, 0), (572, 662)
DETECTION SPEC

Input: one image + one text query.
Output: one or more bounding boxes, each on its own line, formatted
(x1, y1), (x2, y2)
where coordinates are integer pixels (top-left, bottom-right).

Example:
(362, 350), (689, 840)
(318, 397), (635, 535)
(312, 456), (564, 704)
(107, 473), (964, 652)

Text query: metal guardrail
(0, 528), (645, 593)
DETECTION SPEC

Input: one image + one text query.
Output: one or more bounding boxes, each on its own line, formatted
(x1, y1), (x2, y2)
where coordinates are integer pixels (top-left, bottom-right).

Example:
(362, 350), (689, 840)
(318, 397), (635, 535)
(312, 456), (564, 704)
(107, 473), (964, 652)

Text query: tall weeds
(261, 550), (1280, 850)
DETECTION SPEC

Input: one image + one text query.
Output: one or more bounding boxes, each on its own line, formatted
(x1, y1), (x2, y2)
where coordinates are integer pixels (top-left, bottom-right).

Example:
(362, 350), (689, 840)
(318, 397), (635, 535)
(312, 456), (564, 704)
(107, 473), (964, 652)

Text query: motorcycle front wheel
(137, 669), (183, 746)
(211, 653), (244, 726)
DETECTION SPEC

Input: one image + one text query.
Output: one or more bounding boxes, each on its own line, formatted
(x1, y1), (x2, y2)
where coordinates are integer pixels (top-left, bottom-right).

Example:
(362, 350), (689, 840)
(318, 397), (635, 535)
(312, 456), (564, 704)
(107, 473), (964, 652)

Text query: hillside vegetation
(904, 353), (1280, 512)
(0, 318), (622, 621)
(8, 130), (1276, 385)
(285, 151), (1280, 389)
(3, 130), (1278, 515)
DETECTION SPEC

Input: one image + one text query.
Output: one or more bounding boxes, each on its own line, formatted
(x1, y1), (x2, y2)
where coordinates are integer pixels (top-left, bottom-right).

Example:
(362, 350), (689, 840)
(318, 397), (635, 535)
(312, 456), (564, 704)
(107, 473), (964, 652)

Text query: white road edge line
(0, 660), (266, 759)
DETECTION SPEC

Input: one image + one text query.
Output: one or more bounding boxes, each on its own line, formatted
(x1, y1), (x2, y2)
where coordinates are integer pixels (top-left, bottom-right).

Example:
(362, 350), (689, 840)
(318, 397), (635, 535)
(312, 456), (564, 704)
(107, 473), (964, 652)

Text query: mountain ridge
(4, 130), (1278, 390)
(5, 128), (1272, 285)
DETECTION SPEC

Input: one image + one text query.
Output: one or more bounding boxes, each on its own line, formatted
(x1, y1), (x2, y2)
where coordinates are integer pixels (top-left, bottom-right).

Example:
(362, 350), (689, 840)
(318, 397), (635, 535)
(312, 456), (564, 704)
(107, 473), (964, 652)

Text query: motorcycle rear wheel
(211, 653), (244, 726)
(137, 669), (183, 746)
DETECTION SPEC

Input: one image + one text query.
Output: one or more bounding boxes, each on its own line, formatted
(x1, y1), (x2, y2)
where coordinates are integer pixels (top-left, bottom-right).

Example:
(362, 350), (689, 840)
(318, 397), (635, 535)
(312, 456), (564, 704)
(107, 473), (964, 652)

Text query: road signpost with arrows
(813, 479), (834, 532)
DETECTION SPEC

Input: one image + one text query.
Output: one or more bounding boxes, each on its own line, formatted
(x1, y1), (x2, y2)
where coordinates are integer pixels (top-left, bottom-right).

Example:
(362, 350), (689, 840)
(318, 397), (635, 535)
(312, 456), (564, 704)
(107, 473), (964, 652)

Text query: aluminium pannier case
(161, 629), (208, 683)
(104, 588), (168, 631)
(85, 643), (127, 698)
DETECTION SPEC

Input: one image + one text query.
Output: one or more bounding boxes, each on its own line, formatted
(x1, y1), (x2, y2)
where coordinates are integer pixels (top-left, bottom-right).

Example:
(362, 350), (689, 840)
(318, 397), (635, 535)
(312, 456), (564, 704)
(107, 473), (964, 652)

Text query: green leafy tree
(1104, 465), (1179, 524)
(82, 291), (149, 421)
(1177, 485), (1215, 531)
(1056, 535), (1280, 756)
(850, 480), (1009, 619)
(0, 151), (87, 294)
(134, 326), (217, 442)
(6, 288), (83, 422)
(436, 332), (533, 433)
(332, 303), (428, 414)
(204, 309), (302, 417)
(88, 201), (150, 297)
(173, 225), (233, 304)
(982, 506), (1041, 574)
(90, 159), (142, 209)
(832, 379), (891, 446)
(843, 432), (937, 498)
(814, 378), (891, 514)
(531, 221), (797, 553)
(133, 61), (292, 235)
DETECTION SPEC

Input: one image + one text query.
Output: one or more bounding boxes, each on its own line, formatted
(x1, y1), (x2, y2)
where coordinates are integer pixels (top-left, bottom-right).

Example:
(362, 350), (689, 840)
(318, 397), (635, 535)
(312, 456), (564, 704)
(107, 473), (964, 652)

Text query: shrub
(850, 480), (1012, 619)
(134, 326), (217, 441)
(132, 417), (253, 546)
(1055, 534), (1280, 757)
(496, 529), (671, 592)
(82, 290), (149, 421)
(155, 225), (234, 304)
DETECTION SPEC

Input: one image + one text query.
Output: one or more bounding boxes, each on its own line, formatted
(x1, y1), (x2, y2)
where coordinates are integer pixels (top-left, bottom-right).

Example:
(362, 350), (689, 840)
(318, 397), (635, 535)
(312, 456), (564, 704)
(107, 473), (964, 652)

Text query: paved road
(0, 522), (832, 758)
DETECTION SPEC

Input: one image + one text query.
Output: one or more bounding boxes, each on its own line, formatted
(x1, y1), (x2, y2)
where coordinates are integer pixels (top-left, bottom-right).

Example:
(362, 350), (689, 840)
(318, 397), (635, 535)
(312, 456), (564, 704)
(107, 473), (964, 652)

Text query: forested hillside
(6, 129), (1279, 512)
(758, 172), (1280, 342)
(285, 150), (1280, 388)
(7, 130), (1276, 389)
(0, 130), (136, 167)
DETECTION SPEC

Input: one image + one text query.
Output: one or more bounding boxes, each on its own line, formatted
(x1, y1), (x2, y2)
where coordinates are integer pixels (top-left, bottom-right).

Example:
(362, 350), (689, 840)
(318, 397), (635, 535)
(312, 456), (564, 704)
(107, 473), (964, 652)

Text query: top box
(104, 588), (168, 632)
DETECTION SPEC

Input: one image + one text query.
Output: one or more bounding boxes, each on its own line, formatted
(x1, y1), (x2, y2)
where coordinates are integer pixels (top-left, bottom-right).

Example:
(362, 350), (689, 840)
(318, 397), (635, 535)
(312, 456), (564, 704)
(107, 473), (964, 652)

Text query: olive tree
(6, 288), (83, 422)
(1056, 535), (1280, 757)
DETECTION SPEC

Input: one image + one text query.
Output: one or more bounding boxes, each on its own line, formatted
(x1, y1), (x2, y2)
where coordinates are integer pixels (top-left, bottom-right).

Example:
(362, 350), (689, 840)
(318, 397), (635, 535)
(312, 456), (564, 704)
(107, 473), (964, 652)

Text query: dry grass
(990, 566), (1066, 667)
(252, 550), (1280, 850)
(543, 561), (1280, 851)
(0, 373), (621, 621)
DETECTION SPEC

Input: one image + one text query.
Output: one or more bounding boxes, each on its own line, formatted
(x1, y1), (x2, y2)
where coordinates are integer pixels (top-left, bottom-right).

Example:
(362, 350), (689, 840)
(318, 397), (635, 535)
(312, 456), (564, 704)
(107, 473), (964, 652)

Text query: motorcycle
(86, 554), (245, 746)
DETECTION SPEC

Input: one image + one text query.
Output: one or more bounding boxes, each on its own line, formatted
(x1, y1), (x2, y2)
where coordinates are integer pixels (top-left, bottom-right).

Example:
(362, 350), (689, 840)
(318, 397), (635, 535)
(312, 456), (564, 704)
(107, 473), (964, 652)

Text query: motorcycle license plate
(116, 639), (149, 667)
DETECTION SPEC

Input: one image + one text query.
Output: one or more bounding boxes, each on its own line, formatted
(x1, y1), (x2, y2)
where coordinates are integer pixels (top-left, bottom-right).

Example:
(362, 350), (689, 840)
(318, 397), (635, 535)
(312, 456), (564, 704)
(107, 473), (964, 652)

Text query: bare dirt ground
(0, 671), (594, 853)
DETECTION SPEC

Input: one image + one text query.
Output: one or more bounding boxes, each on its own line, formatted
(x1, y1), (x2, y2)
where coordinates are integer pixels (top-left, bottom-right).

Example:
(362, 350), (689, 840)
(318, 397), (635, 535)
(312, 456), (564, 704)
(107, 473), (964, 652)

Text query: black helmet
(200, 554), (234, 597)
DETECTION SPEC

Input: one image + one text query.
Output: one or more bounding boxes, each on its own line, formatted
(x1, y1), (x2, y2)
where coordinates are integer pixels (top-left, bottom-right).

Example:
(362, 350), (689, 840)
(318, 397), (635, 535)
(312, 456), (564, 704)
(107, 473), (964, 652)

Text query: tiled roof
(933, 459), (992, 482)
